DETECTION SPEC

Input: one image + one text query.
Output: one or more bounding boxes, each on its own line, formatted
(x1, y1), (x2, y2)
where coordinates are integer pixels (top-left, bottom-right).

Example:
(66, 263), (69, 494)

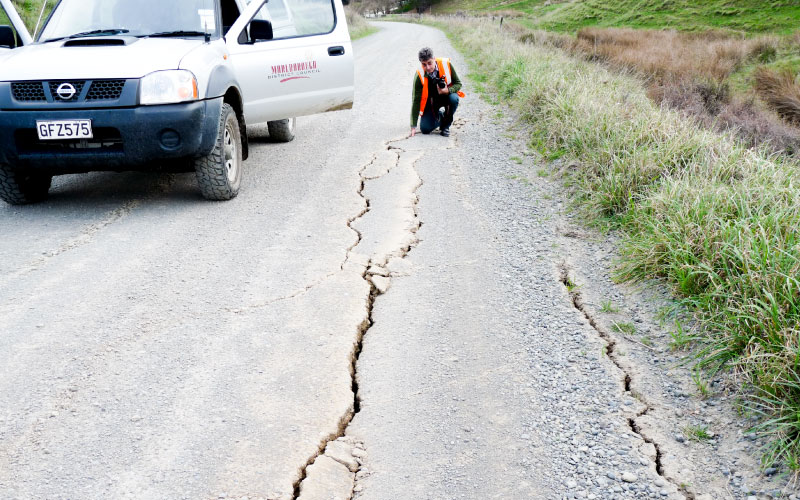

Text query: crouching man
(410, 47), (465, 137)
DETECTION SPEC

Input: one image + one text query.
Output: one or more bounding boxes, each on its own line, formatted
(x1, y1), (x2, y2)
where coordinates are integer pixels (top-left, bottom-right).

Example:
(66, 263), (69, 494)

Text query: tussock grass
(755, 67), (800, 126)
(575, 27), (776, 82)
(428, 16), (800, 470)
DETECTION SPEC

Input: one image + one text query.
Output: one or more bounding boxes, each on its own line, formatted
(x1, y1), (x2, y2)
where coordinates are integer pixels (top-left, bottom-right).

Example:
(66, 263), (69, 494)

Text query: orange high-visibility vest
(417, 57), (465, 118)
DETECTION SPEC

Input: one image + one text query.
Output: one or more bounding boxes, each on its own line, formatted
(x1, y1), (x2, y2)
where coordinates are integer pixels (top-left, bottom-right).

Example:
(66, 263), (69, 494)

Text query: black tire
(267, 117), (296, 142)
(195, 103), (243, 201)
(0, 164), (52, 205)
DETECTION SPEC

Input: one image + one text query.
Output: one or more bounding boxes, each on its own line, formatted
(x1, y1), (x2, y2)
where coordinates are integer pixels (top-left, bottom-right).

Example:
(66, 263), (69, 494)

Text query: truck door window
(0, 4), (19, 47)
(221, 0), (240, 35)
(287, 0), (335, 36)
(244, 0), (334, 41)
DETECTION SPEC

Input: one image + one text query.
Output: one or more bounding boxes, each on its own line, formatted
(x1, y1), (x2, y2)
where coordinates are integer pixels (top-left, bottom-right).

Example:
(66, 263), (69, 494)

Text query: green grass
(599, 299), (619, 313)
(669, 319), (695, 350)
(611, 321), (636, 335)
(684, 424), (714, 441)
(564, 277), (580, 293)
(693, 369), (711, 398)
(408, 15), (800, 470)
(433, 0), (800, 35)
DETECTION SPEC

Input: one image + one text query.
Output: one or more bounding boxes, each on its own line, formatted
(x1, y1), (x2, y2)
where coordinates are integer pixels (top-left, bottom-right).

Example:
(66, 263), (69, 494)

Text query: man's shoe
(441, 128), (450, 137)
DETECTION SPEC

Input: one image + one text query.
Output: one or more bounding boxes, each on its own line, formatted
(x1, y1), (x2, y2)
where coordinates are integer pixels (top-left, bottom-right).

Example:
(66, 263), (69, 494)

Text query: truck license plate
(36, 120), (93, 140)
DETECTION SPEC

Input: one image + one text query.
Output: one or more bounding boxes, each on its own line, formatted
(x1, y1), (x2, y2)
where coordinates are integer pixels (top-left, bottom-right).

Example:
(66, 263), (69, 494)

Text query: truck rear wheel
(195, 103), (242, 201)
(267, 117), (296, 142)
(0, 164), (52, 205)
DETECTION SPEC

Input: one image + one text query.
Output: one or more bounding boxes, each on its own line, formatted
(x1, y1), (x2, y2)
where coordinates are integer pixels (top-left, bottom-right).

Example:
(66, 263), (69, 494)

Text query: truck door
(225, 0), (354, 124)
(0, 0), (33, 49)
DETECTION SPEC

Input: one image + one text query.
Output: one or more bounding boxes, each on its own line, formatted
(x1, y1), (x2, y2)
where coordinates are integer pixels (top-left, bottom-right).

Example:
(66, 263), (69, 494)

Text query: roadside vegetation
(345, 6), (378, 40)
(410, 15), (800, 472)
(418, 0), (800, 157)
(503, 25), (800, 155)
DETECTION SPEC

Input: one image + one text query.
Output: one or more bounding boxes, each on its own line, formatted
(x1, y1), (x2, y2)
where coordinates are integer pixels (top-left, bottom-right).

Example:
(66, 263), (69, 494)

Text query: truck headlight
(140, 70), (198, 105)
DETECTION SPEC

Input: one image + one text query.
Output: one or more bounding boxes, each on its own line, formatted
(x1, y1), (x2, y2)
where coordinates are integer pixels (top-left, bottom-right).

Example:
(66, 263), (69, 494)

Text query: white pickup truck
(0, 0), (354, 203)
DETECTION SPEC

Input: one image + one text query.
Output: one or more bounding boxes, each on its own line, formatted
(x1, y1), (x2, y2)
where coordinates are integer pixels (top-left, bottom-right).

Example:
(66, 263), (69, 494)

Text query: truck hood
(0, 38), (205, 81)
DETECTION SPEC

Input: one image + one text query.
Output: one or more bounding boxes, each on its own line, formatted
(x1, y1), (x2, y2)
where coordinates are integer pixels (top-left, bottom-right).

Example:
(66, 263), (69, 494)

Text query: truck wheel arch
(206, 66), (248, 160)
(223, 88), (248, 161)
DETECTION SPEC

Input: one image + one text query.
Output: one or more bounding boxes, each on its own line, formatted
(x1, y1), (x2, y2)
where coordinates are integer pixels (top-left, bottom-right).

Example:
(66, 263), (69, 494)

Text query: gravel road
(0, 20), (794, 500)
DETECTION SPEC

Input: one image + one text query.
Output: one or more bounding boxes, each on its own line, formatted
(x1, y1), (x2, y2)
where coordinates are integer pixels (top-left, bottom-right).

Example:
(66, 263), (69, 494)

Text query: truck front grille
(11, 82), (46, 102)
(10, 80), (128, 103)
(86, 80), (126, 100)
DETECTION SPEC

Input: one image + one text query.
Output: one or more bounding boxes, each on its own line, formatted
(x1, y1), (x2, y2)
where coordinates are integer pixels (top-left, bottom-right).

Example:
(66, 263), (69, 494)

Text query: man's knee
(420, 124), (435, 134)
(448, 93), (460, 107)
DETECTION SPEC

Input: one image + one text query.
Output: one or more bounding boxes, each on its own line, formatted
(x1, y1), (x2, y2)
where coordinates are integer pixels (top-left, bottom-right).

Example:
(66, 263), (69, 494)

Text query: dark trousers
(420, 93), (459, 134)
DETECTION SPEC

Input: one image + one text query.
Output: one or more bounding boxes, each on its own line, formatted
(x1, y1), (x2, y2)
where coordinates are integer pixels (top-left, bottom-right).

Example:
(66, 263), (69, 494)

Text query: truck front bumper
(0, 97), (223, 174)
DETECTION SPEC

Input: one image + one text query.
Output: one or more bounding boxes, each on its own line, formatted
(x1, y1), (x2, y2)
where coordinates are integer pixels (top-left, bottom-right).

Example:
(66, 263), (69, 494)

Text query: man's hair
(418, 47), (434, 62)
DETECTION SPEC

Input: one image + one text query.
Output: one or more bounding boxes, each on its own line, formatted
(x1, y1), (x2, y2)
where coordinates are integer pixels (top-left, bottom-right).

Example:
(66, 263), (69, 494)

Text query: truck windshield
(38, 0), (218, 42)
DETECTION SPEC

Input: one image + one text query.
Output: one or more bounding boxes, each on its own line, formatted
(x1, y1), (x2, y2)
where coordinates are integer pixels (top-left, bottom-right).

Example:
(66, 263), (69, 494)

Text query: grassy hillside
(433, 0), (800, 35)
(429, 0), (800, 155)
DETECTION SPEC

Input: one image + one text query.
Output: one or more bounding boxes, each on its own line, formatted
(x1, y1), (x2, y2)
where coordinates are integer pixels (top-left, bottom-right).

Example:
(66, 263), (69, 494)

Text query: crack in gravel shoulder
(559, 261), (690, 499)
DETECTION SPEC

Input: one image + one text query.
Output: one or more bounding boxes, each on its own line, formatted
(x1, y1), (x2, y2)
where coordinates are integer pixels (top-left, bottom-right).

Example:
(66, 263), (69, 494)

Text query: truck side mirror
(250, 19), (273, 42)
(0, 26), (16, 48)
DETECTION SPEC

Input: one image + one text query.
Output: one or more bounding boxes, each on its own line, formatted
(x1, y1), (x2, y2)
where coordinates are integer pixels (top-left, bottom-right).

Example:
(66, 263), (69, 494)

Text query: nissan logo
(56, 83), (77, 100)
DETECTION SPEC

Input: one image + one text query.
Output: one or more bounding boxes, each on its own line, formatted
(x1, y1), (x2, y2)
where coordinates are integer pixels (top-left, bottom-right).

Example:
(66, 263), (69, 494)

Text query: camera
(436, 77), (447, 89)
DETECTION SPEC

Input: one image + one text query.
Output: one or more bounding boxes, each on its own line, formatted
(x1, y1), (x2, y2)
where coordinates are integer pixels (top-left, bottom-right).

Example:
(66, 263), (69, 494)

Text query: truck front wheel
(0, 164), (52, 205)
(267, 117), (296, 142)
(195, 103), (242, 201)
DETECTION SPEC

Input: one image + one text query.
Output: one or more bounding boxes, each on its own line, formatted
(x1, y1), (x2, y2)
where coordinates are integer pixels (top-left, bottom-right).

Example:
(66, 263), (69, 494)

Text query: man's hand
(410, 127), (416, 137)
(437, 85), (450, 95)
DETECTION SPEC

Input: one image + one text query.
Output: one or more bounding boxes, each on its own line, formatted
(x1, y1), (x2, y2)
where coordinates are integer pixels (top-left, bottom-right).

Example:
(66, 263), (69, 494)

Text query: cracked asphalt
(0, 20), (790, 500)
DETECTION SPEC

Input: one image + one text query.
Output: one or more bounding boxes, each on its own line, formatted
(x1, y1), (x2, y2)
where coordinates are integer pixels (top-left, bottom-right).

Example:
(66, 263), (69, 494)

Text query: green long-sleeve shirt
(410, 63), (462, 128)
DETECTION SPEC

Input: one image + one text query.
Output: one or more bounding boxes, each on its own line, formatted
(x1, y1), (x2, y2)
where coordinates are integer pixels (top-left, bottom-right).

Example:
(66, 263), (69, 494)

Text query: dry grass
(512, 26), (780, 84)
(649, 80), (800, 154)
(509, 25), (799, 155)
(575, 27), (777, 83)
(755, 67), (800, 126)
